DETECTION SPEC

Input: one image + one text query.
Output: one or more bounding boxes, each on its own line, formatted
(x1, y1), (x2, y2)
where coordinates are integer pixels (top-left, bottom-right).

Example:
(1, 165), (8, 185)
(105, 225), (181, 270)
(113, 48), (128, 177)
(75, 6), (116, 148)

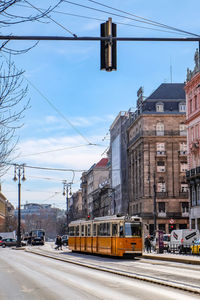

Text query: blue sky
(1, 0), (200, 209)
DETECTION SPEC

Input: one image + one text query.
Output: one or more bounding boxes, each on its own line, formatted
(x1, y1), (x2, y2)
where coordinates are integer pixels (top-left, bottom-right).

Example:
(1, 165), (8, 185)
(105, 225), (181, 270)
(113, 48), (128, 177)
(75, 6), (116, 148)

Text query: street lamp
(62, 181), (72, 231)
(13, 164), (26, 247)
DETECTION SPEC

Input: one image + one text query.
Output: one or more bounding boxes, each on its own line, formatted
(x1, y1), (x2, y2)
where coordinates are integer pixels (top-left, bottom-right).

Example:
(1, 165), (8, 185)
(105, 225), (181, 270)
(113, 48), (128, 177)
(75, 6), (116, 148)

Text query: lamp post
(13, 164), (26, 247)
(62, 181), (72, 232)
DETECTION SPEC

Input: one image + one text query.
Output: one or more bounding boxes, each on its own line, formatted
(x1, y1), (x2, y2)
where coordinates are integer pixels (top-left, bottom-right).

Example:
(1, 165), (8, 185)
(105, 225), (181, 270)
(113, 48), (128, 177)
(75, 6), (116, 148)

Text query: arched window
(156, 122), (164, 136)
(156, 102), (164, 112)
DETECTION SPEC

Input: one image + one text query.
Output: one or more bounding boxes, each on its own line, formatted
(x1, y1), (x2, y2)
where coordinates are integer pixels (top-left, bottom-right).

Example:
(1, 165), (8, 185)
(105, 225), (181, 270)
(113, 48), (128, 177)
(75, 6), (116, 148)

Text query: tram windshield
(125, 222), (142, 237)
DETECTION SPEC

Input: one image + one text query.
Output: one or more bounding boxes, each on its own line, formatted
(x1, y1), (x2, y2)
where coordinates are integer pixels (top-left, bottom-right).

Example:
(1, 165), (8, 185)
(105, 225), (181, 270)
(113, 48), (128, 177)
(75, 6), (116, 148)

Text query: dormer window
(179, 102), (186, 112)
(156, 103), (164, 112)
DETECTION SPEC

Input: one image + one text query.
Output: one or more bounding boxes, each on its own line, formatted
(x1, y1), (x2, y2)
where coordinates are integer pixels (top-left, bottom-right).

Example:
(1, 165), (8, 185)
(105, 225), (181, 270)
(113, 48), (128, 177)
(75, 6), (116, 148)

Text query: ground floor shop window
(158, 224), (165, 232)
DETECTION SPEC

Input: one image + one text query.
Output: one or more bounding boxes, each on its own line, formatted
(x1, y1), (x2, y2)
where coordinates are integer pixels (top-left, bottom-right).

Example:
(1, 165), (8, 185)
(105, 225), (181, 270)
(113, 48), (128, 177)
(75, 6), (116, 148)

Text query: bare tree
(0, 1), (65, 170)
(0, 57), (29, 174)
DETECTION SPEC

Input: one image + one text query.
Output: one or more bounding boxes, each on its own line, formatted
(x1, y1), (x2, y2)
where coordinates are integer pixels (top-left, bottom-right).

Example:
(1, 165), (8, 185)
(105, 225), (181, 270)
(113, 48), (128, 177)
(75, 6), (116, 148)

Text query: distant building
(185, 49), (200, 230)
(127, 84), (189, 235)
(0, 188), (7, 231)
(80, 158), (109, 218)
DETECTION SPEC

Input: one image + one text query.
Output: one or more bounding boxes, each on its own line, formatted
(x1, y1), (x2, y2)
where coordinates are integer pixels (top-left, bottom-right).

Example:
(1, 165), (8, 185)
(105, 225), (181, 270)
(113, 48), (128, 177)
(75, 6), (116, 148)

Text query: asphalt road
(0, 247), (200, 300)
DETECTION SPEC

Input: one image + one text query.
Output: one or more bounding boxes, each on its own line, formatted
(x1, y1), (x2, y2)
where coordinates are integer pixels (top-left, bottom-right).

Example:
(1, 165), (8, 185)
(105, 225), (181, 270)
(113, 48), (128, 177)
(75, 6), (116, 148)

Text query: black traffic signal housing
(100, 18), (117, 71)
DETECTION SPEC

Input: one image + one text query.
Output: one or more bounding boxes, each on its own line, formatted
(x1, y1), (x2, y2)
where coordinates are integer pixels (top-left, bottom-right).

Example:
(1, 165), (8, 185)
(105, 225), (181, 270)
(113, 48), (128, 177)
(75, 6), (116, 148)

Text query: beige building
(127, 84), (189, 235)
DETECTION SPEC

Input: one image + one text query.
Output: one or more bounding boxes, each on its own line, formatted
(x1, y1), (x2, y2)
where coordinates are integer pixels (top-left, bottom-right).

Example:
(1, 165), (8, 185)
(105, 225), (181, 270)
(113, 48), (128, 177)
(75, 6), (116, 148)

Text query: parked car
(191, 239), (200, 255)
(61, 235), (68, 246)
(0, 238), (26, 248)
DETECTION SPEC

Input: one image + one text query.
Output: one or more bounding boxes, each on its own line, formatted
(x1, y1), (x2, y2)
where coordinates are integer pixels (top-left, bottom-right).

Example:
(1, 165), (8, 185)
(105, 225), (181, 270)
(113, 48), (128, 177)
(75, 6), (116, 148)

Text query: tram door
(111, 223), (118, 255)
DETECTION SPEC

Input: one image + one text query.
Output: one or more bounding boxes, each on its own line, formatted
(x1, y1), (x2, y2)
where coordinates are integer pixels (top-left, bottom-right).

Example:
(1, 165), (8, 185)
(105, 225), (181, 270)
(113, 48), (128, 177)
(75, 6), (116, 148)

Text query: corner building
(185, 49), (200, 230)
(127, 84), (189, 235)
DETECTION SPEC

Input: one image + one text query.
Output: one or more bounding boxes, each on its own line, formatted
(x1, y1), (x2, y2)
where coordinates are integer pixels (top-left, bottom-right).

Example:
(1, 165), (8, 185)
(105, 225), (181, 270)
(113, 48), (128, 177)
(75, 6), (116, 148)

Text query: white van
(169, 229), (199, 254)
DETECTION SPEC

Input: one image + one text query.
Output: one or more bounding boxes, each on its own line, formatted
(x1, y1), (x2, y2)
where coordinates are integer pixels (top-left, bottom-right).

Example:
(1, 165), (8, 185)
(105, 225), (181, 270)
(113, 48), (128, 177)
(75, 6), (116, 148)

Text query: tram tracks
(25, 247), (200, 295)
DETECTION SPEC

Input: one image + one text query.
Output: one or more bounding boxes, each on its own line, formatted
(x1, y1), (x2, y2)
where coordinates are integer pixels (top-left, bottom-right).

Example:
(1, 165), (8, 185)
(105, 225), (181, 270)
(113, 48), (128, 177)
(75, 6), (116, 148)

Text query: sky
(1, 0), (200, 210)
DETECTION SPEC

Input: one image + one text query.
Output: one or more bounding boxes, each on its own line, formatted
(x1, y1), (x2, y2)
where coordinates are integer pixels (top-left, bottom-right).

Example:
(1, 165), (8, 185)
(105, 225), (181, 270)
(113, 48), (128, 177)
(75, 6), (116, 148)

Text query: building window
(156, 122), (164, 136)
(179, 103), (186, 112)
(180, 124), (187, 136)
(156, 143), (165, 154)
(179, 142), (187, 154)
(190, 99), (192, 113)
(157, 161), (165, 172)
(197, 184), (200, 206)
(180, 162), (187, 172)
(158, 202), (165, 213)
(192, 186), (196, 206)
(181, 202), (189, 213)
(195, 95), (198, 110)
(181, 183), (188, 193)
(156, 103), (164, 112)
(157, 182), (166, 192)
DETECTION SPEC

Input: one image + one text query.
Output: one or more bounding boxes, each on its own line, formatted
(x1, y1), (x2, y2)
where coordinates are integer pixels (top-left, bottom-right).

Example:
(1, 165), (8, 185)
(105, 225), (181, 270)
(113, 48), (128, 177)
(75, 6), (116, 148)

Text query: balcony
(182, 212), (189, 217)
(156, 151), (166, 156)
(179, 192), (189, 199)
(156, 192), (168, 198)
(157, 212), (166, 218)
(178, 150), (187, 156)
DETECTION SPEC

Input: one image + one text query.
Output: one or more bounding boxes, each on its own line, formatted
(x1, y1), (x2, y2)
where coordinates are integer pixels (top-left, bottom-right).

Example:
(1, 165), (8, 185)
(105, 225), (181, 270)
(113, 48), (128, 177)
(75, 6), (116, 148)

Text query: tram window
(88, 224), (91, 236)
(107, 223), (110, 236)
(99, 223), (103, 236)
(125, 223), (142, 237)
(81, 225), (84, 236)
(69, 226), (75, 236)
(119, 226), (124, 237)
(93, 224), (97, 236)
(76, 226), (79, 236)
(112, 224), (118, 236)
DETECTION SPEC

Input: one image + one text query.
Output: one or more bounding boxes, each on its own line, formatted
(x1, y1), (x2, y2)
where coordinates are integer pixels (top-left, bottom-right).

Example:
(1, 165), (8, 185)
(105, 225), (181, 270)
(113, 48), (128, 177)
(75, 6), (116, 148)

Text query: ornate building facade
(127, 84), (189, 235)
(185, 49), (200, 230)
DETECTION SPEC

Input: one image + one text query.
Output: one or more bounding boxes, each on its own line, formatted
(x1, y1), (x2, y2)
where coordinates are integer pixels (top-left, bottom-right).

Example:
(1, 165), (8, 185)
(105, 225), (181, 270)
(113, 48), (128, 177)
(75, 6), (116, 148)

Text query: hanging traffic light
(100, 18), (117, 71)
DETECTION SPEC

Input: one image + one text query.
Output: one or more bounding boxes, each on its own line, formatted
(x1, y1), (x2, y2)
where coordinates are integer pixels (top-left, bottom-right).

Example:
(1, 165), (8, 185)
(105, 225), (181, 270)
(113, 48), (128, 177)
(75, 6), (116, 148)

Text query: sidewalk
(142, 251), (200, 265)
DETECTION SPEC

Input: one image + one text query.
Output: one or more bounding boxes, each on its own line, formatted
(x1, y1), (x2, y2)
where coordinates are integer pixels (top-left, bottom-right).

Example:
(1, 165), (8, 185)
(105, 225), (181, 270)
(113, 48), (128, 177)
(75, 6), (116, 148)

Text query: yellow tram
(68, 215), (142, 257)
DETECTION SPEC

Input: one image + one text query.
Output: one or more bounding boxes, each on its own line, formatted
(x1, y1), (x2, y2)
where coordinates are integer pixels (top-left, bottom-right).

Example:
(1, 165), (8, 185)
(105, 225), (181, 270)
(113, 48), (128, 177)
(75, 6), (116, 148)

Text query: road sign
(169, 218), (175, 224)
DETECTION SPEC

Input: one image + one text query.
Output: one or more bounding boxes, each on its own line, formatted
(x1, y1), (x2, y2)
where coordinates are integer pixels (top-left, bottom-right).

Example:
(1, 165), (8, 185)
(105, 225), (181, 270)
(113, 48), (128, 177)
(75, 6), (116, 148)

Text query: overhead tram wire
(63, 0), (200, 37)
(87, 0), (200, 38)
(15, 4), (192, 36)
(1, 52), (95, 146)
(18, 143), (104, 159)
(24, 0), (77, 37)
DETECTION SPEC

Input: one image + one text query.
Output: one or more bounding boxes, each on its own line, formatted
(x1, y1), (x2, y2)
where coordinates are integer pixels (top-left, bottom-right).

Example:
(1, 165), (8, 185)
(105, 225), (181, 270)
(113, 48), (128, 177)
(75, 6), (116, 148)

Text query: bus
(68, 215), (142, 257)
(28, 229), (45, 246)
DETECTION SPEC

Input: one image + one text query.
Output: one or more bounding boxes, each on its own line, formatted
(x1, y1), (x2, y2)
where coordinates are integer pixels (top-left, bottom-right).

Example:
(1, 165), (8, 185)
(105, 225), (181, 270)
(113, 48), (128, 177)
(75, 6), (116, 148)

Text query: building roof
(95, 158), (108, 168)
(147, 83), (185, 100)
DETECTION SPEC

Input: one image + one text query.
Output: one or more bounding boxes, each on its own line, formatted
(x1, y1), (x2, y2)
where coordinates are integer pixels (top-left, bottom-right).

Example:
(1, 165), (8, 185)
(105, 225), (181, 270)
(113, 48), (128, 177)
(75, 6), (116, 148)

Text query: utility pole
(153, 172), (157, 235)
(13, 164), (26, 247)
(63, 181), (72, 232)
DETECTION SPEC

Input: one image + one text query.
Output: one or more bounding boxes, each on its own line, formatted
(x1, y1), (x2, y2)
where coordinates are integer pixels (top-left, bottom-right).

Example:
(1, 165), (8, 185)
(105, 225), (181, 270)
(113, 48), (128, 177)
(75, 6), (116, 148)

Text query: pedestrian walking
(55, 235), (62, 250)
(144, 235), (151, 253)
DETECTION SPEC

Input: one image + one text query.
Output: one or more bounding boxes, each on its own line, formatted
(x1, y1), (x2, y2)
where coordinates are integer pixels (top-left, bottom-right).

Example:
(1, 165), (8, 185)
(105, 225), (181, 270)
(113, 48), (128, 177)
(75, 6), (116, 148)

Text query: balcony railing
(179, 192), (189, 198)
(128, 130), (186, 147)
(178, 150), (187, 155)
(156, 192), (168, 198)
(156, 151), (166, 156)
